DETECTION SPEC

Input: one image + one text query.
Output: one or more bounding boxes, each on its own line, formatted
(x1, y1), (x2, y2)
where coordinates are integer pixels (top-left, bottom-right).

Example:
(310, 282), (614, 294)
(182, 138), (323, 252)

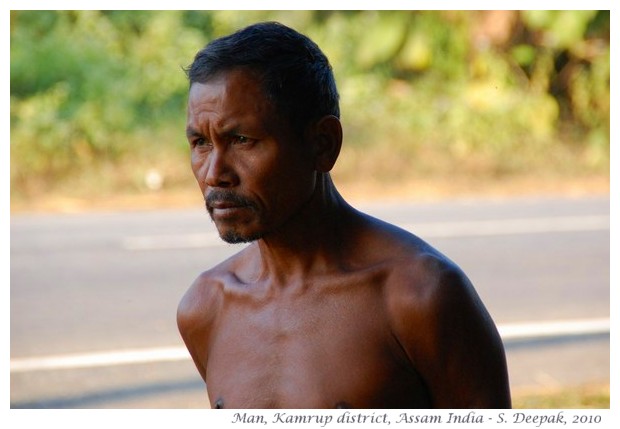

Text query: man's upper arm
(177, 273), (221, 382)
(389, 255), (511, 408)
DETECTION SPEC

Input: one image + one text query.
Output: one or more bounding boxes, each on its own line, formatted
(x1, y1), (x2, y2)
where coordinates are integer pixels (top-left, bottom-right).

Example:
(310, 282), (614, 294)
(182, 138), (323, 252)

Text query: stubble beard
(216, 225), (264, 244)
(205, 190), (264, 244)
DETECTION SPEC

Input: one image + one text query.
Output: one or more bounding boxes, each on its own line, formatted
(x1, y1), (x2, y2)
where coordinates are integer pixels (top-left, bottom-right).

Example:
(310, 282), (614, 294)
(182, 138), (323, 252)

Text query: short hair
(186, 21), (340, 134)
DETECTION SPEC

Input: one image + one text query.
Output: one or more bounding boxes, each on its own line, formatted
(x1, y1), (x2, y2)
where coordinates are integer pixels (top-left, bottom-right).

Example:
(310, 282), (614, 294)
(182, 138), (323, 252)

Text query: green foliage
(10, 11), (610, 200)
(11, 11), (202, 194)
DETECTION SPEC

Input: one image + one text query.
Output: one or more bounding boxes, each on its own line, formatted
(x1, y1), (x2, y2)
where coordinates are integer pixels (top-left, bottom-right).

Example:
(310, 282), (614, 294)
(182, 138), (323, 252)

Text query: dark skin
(177, 69), (512, 409)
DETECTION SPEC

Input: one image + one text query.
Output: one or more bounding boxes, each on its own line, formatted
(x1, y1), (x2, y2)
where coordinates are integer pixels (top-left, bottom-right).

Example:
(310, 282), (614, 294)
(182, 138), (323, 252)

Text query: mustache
(205, 190), (257, 210)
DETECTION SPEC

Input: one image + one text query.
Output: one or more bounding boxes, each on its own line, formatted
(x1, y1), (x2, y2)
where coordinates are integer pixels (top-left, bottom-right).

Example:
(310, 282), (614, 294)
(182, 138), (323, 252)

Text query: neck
(255, 173), (352, 287)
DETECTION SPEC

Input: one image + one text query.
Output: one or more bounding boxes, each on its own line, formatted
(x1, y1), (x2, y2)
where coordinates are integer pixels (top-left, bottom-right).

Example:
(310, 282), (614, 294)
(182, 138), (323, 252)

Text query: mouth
(209, 202), (247, 218)
(209, 200), (244, 210)
(205, 192), (255, 220)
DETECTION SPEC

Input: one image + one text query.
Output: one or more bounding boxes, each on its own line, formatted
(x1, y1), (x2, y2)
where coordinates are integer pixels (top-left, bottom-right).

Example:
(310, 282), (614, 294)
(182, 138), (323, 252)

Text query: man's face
(186, 69), (317, 243)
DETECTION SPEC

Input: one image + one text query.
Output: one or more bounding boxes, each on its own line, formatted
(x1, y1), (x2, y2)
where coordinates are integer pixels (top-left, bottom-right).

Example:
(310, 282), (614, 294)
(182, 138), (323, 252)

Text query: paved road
(10, 195), (610, 408)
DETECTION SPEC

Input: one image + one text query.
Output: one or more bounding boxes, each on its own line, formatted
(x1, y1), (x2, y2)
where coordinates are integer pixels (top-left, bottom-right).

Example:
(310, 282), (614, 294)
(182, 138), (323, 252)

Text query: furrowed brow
(220, 125), (242, 137)
(186, 127), (203, 139)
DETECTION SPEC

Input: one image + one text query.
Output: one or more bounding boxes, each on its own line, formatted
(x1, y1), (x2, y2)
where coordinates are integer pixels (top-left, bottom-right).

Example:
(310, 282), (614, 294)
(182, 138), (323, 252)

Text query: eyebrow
(187, 123), (247, 136)
(185, 127), (202, 139)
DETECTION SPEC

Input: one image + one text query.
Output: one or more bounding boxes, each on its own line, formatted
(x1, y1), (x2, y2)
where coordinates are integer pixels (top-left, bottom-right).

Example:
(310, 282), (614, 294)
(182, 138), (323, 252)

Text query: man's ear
(308, 115), (343, 173)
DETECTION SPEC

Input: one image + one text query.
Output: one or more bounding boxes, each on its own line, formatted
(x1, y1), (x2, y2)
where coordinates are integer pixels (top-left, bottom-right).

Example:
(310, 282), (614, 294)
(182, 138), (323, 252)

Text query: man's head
(186, 23), (343, 244)
(186, 21), (340, 135)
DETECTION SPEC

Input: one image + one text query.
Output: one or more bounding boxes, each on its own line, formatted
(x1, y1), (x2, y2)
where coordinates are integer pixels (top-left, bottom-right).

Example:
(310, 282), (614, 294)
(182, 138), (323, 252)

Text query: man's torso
(204, 261), (431, 408)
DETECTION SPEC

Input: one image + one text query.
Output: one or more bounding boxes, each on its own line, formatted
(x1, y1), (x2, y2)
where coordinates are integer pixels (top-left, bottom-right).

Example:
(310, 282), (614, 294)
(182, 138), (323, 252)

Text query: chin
(210, 213), (264, 244)
(218, 228), (264, 244)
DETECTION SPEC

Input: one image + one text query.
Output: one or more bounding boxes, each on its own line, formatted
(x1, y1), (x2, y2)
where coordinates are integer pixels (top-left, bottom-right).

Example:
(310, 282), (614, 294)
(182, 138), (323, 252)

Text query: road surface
(10, 195), (610, 408)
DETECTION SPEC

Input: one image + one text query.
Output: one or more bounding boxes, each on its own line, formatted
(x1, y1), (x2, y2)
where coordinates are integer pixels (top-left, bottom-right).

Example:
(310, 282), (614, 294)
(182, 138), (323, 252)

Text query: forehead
(187, 69), (275, 130)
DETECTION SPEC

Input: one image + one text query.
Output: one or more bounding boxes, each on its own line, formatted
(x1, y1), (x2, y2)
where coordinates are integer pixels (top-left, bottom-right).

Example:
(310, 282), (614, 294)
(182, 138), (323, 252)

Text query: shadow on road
(11, 377), (205, 409)
(11, 334), (609, 409)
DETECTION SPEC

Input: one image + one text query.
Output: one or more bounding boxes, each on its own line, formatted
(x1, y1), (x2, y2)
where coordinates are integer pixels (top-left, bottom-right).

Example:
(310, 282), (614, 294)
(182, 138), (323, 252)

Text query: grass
(10, 172), (610, 214)
(512, 383), (610, 409)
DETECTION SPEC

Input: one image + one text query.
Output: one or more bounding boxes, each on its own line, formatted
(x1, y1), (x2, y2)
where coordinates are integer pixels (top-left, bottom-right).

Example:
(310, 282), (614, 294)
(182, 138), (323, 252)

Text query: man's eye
(232, 135), (254, 145)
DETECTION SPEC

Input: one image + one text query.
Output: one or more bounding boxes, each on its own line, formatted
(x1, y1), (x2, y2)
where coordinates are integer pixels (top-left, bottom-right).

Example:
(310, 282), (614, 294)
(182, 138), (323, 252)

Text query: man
(177, 21), (511, 409)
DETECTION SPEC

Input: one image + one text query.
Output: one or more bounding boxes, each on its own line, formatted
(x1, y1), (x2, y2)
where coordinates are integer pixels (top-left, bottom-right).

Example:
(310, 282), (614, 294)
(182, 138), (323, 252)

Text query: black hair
(186, 21), (340, 134)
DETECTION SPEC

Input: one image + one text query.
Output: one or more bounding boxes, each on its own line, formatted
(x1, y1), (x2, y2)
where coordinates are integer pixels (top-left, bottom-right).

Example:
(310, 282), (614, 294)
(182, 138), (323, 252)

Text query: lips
(207, 205), (247, 224)
(205, 192), (255, 220)
(208, 200), (247, 215)
(209, 200), (243, 210)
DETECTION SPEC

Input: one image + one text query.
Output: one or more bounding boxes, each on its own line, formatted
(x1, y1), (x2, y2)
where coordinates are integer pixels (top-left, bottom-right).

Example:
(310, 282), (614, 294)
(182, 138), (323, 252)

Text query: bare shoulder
(380, 233), (477, 341)
(353, 213), (480, 327)
(385, 242), (477, 328)
(364, 217), (511, 407)
(176, 250), (249, 380)
(176, 267), (224, 335)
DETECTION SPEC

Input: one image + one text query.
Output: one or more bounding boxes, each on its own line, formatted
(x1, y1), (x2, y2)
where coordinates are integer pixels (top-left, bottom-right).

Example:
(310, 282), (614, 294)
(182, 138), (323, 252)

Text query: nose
(198, 147), (239, 189)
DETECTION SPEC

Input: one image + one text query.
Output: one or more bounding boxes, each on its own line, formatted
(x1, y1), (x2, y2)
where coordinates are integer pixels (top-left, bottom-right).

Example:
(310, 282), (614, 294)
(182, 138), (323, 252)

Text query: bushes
(10, 11), (609, 200)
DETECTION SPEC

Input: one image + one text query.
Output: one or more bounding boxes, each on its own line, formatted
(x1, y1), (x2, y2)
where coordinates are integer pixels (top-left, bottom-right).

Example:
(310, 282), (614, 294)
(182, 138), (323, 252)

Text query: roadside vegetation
(10, 10), (609, 211)
(512, 383), (609, 409)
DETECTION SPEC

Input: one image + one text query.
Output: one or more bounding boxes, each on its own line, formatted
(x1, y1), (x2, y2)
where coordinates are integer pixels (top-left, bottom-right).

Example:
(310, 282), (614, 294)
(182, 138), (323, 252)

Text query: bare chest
(204, 283), (428, 408)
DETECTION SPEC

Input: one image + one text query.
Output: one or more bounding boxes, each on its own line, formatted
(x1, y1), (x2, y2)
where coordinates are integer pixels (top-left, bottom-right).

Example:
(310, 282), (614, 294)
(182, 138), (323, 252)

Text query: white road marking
(497, 317), (610, 340)
(10, 347), (190, 373)
(121, 215), (609, 250)
(10, 318), (610, 373)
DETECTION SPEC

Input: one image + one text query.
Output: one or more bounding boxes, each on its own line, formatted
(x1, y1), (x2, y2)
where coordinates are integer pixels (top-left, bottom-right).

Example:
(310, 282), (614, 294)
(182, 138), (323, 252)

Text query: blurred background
(10, 10), (609, 209)
(10, 10), (610, 409)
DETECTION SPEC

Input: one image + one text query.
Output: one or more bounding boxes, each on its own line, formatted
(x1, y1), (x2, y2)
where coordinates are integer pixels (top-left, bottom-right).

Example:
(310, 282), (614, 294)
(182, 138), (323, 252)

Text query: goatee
(204, 190), (262, 244)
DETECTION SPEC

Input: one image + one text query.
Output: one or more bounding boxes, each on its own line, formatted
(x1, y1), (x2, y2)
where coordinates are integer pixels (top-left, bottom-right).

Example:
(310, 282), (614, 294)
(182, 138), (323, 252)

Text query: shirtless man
(177, 21), (511, 409)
